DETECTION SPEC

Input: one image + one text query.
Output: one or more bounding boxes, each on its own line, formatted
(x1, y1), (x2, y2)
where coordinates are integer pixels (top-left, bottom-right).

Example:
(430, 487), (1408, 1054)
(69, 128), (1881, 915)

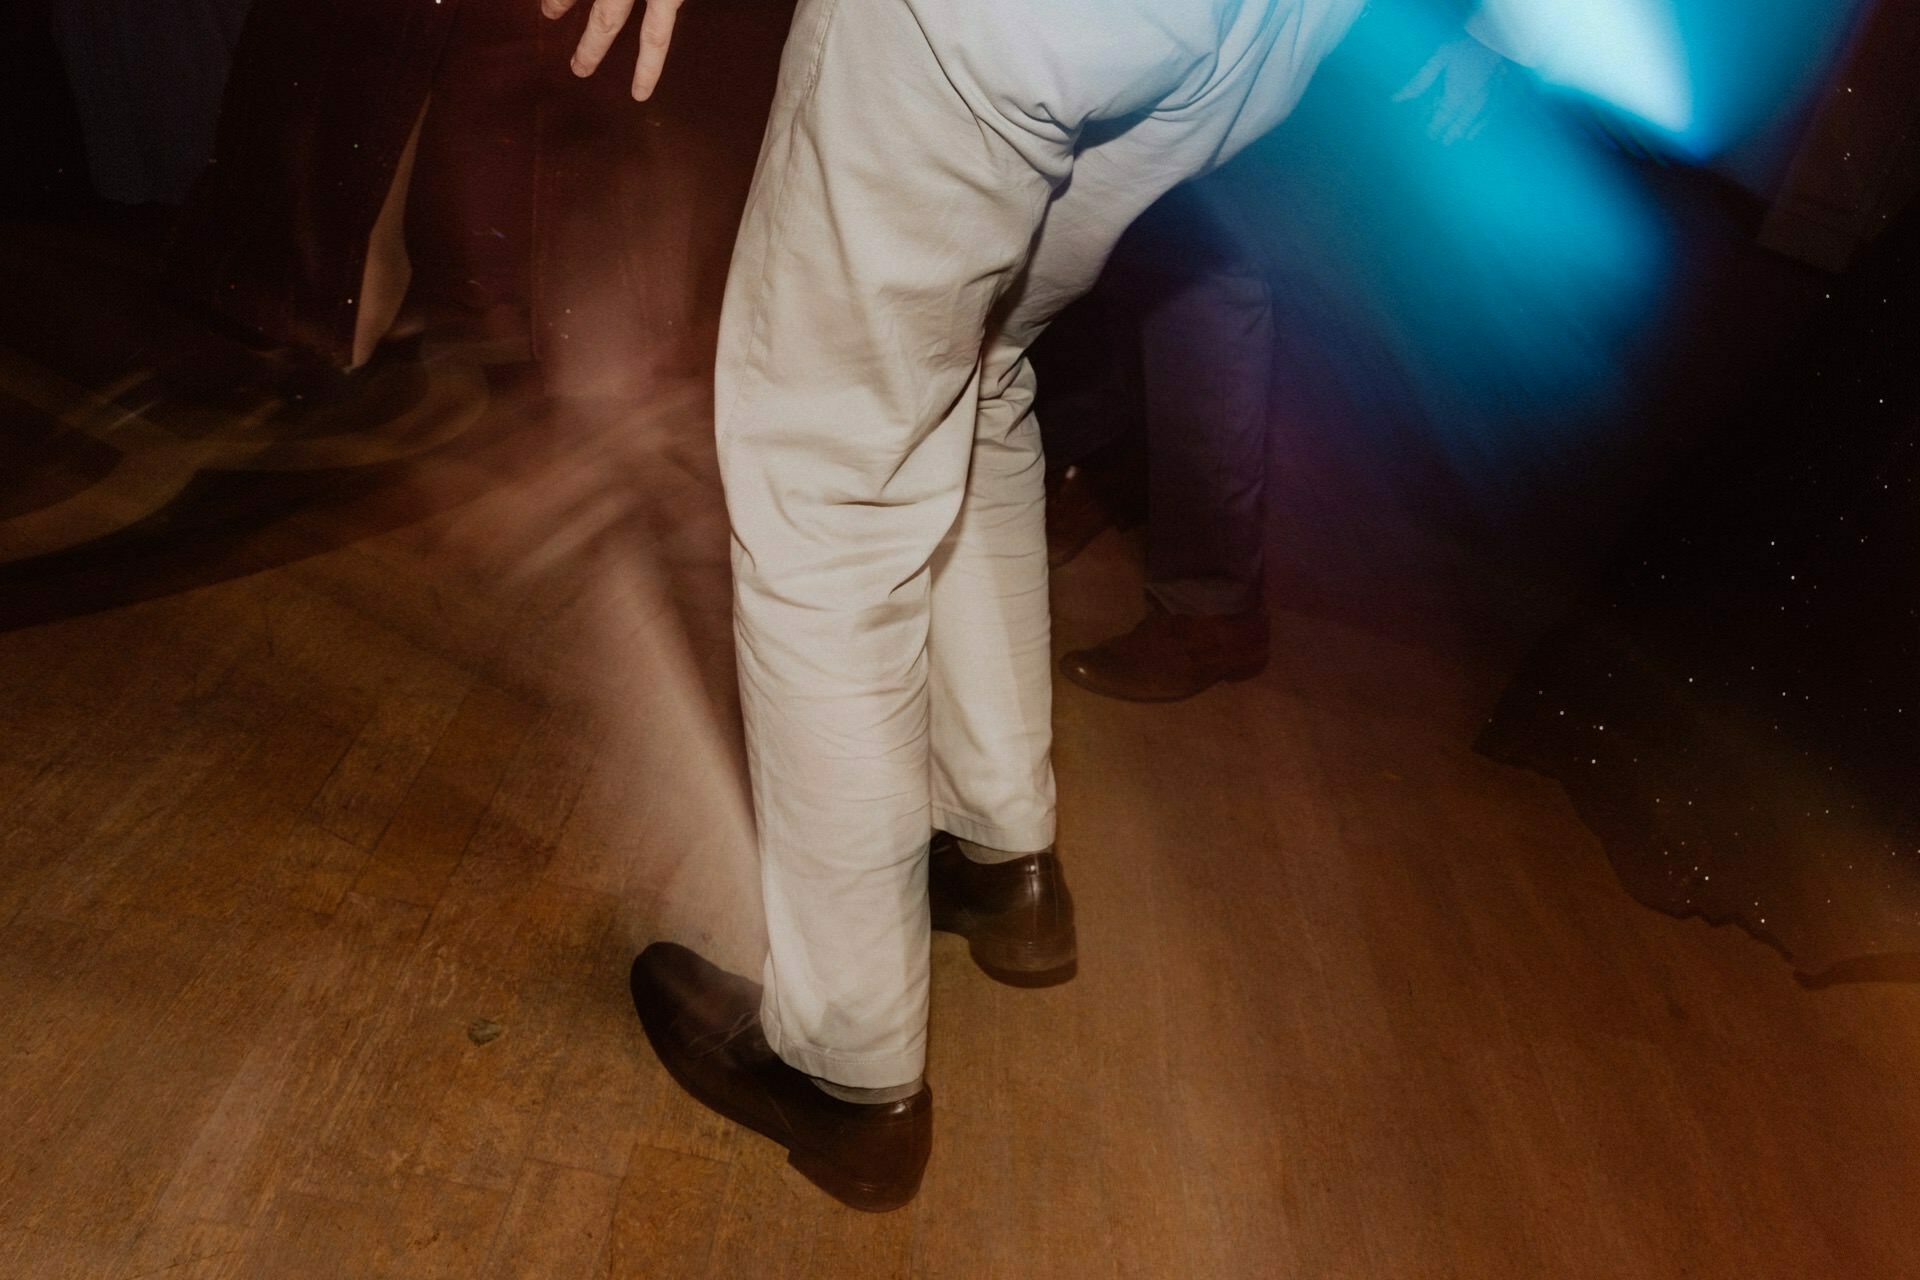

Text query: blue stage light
(1475, 0), (1695, 135)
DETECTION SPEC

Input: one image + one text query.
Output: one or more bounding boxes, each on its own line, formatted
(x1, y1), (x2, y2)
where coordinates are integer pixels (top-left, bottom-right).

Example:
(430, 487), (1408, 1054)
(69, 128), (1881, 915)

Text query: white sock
(954, 835), (1047, 865)
(812, 1075), (924, 1105)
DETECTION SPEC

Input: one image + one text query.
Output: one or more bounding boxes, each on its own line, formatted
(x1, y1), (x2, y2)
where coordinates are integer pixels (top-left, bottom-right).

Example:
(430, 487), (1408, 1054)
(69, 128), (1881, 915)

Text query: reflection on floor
(4, 217), (1920, 1278)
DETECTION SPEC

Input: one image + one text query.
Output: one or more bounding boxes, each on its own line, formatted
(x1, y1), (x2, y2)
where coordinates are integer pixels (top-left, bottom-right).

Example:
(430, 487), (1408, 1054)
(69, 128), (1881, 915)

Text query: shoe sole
(974, 946), (1078, 988)
(785, 1147), (921, 1213)
(932, 912), (1079, 988)
(1058, 658), (1267, 704)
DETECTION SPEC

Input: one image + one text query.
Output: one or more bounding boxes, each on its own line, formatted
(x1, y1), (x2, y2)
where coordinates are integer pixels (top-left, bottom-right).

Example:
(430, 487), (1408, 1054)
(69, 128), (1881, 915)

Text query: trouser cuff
(762, 996), (927, 1091)
(932, 807), (1054, 858)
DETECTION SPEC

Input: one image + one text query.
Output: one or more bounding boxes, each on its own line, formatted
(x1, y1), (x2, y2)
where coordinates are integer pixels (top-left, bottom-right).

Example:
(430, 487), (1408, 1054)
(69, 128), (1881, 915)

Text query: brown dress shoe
(928, 832), (1077, 986)
(1059, 603), (1269, 702)
(629, 943), (932, 1212)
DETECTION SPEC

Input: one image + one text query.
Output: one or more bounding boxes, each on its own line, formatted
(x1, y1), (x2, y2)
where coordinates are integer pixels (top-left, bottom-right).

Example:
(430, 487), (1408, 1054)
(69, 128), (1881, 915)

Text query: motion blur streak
(426, 380), (767, 976)
(1224, 0), (1865, 516)
(1236, 7), (1670, 510)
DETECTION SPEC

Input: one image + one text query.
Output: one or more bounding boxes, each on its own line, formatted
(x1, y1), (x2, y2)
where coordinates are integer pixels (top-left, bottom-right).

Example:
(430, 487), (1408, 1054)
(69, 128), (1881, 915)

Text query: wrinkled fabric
(717, 0), (1363, 1086)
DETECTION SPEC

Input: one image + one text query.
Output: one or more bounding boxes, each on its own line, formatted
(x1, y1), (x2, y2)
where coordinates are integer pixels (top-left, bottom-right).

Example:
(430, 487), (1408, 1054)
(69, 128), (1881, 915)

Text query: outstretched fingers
(567, 0), (636, 77)
(631, 0), (683, 100)
(550, 0), (682, 100)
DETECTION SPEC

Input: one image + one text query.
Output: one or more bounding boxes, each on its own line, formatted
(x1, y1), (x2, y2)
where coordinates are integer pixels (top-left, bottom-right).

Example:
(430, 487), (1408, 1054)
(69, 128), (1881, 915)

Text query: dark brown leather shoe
(928, 832), (1077, 987)
(1059, 602), (1269, 702)
(629, 943), (932, 1212)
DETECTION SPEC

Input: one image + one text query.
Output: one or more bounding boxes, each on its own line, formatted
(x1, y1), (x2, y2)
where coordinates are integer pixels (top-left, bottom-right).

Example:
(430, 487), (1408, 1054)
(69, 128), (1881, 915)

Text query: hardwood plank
(366, 1175), (512, 1280)
(153, 894), (429, 1228)
(115, 1218), (252, 1280)
(413, 977), (587, 1191)
(524, 951), (658, 1179)
(417, 854), (618, 989)
(911, 938), (1014, 1280)
(253, 819), (377, 917)
(607, 1147), (728, 1279)
(289, 941), (511, 1201)
(6, 713), (232, 929)
(477, 1161), (621, 1280)
(0, 910), (222, 1239)
(700, 1151), (829, 1278)
(307, 693), (465, 854)
(464, 707), (597, 869)
(0, 1227), (127, 1279)
(350, 681), (536, 905)
(232, 1191), (386, 1280)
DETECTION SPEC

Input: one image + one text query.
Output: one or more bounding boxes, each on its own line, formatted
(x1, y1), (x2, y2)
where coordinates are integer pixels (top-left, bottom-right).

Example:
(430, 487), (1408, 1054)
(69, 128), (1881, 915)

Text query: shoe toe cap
(631, 943), (761, 1042)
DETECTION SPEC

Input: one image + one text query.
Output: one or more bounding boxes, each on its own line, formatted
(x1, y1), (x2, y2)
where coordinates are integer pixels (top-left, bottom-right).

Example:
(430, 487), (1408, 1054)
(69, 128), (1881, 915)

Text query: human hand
(543, 0), (685, 101)
(1391, 35), (1508, 146)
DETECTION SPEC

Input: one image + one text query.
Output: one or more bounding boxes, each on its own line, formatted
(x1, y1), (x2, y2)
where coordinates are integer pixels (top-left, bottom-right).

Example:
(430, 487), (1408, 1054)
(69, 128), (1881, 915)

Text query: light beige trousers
(715, 0), (1363, 1086)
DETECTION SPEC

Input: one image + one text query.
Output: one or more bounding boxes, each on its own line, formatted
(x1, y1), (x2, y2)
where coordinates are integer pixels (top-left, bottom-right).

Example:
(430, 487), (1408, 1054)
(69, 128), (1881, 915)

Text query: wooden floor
(3, 347), (1919, 1280)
